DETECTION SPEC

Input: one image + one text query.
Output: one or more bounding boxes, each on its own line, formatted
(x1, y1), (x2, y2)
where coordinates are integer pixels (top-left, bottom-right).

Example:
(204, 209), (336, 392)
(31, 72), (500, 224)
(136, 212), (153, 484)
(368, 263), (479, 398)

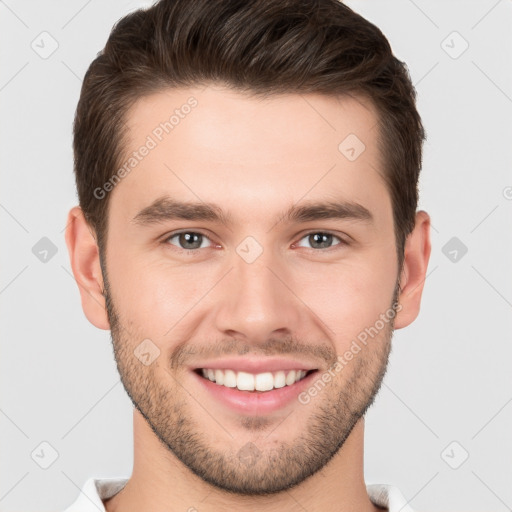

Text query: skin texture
(65, 85), (431, 512)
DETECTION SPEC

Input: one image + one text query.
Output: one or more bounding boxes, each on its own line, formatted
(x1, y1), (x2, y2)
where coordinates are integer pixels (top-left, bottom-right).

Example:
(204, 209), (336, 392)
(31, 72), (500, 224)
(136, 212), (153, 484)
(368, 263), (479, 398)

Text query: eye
(162, 230), (348, 252)
(164, 231), (214, 251)
(295, 232), (347, 250)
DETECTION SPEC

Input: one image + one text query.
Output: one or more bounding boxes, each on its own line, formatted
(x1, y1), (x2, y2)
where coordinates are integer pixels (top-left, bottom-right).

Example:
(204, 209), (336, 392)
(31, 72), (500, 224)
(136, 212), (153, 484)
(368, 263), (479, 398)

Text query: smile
(197, 368), (315, 392)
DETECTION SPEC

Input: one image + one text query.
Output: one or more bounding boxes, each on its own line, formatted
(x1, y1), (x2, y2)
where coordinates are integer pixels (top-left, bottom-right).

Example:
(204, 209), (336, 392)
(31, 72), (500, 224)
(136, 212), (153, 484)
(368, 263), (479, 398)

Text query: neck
(104, 410), (379, 512)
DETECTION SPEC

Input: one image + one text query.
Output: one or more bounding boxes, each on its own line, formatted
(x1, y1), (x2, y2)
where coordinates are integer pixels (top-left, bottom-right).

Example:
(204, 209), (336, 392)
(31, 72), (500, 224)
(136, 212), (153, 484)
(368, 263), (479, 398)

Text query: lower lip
(193, 370), (318, 415)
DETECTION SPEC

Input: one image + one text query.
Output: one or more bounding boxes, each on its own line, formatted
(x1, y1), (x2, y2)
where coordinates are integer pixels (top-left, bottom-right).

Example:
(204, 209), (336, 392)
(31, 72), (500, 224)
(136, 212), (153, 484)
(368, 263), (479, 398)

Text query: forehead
(109, 85), (389, 227)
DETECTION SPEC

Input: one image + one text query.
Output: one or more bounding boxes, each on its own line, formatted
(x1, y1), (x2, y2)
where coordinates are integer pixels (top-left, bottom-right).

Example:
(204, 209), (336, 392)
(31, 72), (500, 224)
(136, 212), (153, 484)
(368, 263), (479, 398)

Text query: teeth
(285, 370), (296, 386)
(223, 369), (237, 388)
(214, 369), (224, 385)
(237, 371), (255, 391)
(200, 368), (310, 391)
(274, 371), (286, 388)
(255, 372), (274, 391)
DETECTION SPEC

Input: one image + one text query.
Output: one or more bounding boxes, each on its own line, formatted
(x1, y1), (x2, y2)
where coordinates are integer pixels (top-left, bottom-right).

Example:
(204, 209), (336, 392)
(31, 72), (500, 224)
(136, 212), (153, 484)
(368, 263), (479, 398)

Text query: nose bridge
(214, 244), (301, 341)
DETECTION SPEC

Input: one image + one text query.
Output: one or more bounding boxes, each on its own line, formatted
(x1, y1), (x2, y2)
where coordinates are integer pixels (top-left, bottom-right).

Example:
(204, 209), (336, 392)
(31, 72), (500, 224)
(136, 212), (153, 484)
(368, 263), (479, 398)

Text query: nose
(213, 251), (305, 346)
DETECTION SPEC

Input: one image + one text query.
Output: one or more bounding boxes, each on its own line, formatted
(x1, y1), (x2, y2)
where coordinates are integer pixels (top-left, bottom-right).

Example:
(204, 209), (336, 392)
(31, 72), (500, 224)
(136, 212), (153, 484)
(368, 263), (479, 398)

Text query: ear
(64, 206), (110, 330)
(394, 210), (431, 329)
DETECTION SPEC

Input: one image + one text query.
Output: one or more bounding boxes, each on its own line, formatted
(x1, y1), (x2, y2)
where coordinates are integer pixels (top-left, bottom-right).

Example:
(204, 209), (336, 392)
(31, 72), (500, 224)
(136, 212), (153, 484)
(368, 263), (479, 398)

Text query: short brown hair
(73, 0), (425, 270)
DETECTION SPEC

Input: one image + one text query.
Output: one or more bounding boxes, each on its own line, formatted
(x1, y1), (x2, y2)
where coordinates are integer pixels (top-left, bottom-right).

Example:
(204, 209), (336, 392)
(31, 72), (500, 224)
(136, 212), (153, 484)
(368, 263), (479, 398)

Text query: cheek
(107, 251), (219, 335)
(297, 254), (397, 344)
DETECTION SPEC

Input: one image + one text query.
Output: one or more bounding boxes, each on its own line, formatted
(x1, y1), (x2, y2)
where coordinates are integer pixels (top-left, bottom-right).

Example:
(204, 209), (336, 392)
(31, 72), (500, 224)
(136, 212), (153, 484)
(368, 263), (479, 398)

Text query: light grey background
(1, 1), (511, 510)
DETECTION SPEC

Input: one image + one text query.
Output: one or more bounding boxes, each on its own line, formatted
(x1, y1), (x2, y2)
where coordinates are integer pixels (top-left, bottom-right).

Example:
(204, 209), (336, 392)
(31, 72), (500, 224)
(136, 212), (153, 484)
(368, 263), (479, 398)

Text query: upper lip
(192, 357), (319, 374)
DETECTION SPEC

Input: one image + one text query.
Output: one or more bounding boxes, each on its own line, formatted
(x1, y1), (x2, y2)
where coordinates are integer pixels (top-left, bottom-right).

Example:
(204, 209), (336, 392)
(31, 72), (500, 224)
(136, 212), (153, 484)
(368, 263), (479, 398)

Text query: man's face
(102, 85), (400, 494)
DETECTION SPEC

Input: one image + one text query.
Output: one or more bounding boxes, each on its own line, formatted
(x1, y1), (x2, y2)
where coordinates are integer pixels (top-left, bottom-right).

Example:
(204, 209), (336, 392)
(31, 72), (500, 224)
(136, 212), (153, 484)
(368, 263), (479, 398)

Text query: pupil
(181, 232), (201, 249)
(311, 233), (331, 249)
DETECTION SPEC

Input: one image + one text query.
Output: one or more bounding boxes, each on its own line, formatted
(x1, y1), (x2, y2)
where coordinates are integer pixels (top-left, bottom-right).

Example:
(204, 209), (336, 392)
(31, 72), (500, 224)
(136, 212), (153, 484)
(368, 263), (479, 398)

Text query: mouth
(194, 368), (318, 392)
(191, 365), (320, 415)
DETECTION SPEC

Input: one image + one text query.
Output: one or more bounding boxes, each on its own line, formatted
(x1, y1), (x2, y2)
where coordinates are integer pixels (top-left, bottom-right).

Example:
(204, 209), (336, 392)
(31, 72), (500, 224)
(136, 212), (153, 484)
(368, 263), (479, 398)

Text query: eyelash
(162, 230), (349, 253)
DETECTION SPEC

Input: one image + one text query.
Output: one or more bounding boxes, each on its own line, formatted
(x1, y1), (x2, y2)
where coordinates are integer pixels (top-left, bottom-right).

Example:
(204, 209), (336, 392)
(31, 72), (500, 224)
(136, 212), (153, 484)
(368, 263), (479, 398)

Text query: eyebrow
(131, 196), (374, 227)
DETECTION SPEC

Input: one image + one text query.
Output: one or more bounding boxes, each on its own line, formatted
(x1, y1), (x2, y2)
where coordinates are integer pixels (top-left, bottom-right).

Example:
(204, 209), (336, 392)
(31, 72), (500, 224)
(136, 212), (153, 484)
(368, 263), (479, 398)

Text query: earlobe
(394, 210), (432, 329)
(64, 206), (110, 330)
